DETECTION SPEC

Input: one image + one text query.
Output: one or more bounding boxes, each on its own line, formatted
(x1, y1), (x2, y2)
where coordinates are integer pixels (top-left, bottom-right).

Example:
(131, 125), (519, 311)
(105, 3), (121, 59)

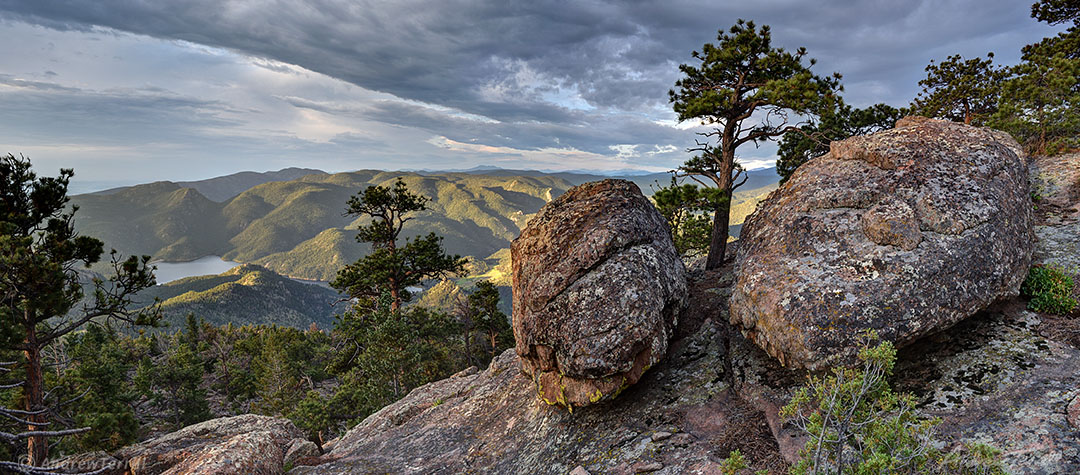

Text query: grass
(1022, 264), (1078, 315)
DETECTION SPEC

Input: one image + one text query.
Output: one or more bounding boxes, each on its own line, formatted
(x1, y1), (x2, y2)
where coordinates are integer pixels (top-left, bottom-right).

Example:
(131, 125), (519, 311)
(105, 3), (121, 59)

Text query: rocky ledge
(58, 415), (318, 475)
(81, 130), (1080, 475)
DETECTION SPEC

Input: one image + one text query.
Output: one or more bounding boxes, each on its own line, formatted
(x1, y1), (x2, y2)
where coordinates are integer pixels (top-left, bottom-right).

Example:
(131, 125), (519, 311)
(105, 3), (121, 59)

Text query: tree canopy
(327, 178), (471, 424)
(777, 102), (904, 183)
(669, 19), (841, 269)
(1031, 0), (1080, 25)
(910, 53), (1005, 126)
(988, 0), (1080, 155)
(0, 153), (159, 468)
(652, 178), (726, 255)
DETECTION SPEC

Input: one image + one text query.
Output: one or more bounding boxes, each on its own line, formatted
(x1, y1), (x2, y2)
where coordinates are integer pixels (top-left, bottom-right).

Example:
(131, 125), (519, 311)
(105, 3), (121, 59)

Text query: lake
(152, 256), (240, 284)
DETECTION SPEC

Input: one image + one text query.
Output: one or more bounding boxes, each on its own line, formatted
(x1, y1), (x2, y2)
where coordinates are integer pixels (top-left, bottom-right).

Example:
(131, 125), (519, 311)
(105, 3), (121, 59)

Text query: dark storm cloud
(0, 0), (1065, 173)
(4, 1), (1053, 115)
(357, 99), (689, 155)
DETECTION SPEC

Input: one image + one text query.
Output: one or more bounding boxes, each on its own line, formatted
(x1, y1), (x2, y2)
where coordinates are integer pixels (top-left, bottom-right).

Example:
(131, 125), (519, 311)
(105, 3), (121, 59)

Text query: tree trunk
(24, 328), (47, 467)
(705, 199), (731, 270)
(390, 285), (401, 313)
(705, 131), (737, 271)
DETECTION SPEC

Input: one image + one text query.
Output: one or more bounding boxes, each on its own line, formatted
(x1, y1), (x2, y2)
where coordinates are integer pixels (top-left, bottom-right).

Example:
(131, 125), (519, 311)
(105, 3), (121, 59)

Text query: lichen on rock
(511, 179), (688, 408)
(730, 117), (1034, 370)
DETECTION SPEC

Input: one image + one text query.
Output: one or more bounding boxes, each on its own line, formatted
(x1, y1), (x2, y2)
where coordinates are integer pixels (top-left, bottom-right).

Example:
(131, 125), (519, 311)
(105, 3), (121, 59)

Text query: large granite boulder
(511, 179), (687, 408)
(731, 117), (1033, 370)
(83, 415), (311, 474)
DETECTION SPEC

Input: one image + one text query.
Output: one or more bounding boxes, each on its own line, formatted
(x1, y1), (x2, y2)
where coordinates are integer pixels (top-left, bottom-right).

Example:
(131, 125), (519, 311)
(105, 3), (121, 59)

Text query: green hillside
(72, 168), (780, 282)
(73, 182), (230, 261)
(72, 170), (576, 281)
(136, 264), (342, 330)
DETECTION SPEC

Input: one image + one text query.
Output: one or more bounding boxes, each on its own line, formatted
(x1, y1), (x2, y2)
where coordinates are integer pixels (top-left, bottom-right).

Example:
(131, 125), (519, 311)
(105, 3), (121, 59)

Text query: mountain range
(135, 264), (342, 330)
(71, 166), (778, 330)
(73, 167), (779, 282)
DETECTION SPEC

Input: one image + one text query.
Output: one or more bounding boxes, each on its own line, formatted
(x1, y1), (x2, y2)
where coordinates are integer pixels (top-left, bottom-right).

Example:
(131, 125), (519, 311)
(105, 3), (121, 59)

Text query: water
(152, 256), (240, 284)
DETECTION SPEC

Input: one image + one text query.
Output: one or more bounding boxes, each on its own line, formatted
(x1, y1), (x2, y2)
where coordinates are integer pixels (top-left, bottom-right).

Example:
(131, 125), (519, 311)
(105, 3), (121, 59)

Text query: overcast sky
(0, 1), (1067, 192)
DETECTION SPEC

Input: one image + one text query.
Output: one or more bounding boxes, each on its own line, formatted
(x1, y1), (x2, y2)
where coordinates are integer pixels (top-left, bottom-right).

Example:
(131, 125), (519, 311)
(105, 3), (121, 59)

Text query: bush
(781, 332), (1006, 474)
(1021, 264), (1078, 315)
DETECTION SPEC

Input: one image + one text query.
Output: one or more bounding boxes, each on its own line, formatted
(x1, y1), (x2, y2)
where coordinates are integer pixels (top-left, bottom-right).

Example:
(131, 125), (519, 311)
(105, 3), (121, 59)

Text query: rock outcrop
(292, 310), (789, 474)
(60, 415), (313, 474)
(730, 117), (1034, 370)
(511, 179), (687, 408)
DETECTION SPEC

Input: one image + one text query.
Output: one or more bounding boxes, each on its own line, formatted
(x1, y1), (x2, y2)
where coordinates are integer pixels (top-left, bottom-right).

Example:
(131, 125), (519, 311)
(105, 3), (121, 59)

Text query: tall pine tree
(669, 20), (841, 269)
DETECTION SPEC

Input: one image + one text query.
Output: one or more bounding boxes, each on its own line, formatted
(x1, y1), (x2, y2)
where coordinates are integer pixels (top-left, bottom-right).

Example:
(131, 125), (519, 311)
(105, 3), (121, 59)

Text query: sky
(0, 1), (1068, 192)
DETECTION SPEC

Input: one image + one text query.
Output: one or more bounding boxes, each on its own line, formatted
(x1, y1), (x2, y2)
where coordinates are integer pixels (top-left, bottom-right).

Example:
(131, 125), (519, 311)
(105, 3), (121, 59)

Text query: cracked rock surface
(730, 117), (1034, 370)
(511, 179), (687, 408)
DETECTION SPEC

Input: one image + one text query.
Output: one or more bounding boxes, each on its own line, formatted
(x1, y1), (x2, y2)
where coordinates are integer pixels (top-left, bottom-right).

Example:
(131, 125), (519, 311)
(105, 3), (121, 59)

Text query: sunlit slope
(72, 171), (575, 281)
(137, 264), (342, 330)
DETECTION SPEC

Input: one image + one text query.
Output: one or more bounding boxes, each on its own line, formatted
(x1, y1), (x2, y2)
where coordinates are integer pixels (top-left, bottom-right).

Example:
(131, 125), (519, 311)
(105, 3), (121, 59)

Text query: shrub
(1021, 264), (1078, 314)
(781, 332), (1005, 474)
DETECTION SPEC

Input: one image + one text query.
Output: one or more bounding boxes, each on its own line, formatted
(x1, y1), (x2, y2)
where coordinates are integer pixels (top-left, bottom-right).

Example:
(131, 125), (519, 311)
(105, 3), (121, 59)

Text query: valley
(72, 167), (779, 330)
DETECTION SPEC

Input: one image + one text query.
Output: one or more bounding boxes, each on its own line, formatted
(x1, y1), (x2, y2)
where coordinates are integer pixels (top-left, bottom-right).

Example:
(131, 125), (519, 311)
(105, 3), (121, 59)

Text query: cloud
(0, 0), (1070, 186)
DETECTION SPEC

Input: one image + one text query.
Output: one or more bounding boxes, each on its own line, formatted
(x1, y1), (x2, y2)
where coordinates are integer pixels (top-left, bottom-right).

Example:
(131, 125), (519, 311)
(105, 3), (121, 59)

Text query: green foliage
(0, 154), (159, 466)
(652, 178), (726, 255)
(325, 178), (470, 423)
(1021, 264), (1078, 314)
(941, 443), (1008, 475)
(719, 450), (748, 474)
(669, 19), (840, 268)
(987, 0), (1080, 156)
(331, 178), (467, 311)
(250, 325), (330, 416)
(330, 294), (460, 424)
(1031, 0), (1080, 25)
(455, 280), (514, 368)
(911, 53), (1006, 125)
(141, 337), (212, 429)
(54, 325), (139, 453)
(288, 390), (331, 452)
(782, 333), (1005, 474)
(990, 51), (1080, 155)
(777, 102), (904, 183)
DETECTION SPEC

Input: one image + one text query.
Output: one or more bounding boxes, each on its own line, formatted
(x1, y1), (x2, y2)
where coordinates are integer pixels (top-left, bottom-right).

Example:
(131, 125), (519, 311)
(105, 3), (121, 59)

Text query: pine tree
(328, 178), (466, 423)
(55, 325), (139, 453)
(669, 20), (841, 269)
(910, 53), (1005, 125)
(651, 178), (726, 255)
(989, 0), (1080, 155)
(0, 154), (159, 468)
(331, 178), (466, 311)
(467, 281), (512, 366)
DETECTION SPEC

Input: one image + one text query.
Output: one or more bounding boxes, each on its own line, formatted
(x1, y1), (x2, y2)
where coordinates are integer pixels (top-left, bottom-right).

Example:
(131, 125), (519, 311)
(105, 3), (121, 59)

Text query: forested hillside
(135, 264), (342, 330)
(72, 171), (575, 280)
(73, 169), (781, 281)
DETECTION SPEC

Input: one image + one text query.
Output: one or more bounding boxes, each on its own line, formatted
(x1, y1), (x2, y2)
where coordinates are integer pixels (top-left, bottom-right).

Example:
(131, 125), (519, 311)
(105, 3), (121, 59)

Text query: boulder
(511, 179), (688, 408)
(110, 414), (308, 474)
(290, 314), (788, 474)
(731, 117), (1033, 370)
